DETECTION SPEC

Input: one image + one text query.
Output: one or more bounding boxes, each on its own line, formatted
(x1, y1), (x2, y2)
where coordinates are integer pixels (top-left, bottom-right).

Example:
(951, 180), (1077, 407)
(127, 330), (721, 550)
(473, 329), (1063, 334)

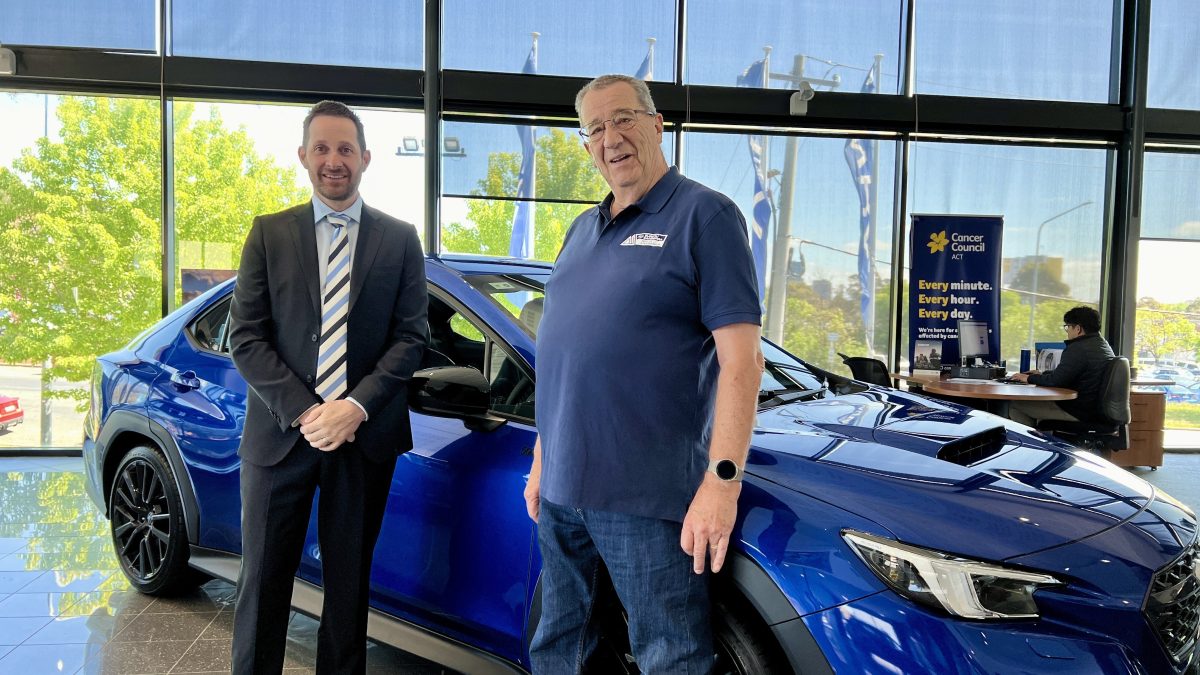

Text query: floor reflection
(0, 457), (454, 674)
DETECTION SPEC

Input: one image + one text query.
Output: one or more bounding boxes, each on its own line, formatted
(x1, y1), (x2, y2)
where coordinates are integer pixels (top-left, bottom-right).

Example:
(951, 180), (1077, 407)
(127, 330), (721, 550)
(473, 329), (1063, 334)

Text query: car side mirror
(408, 366), (506, 432)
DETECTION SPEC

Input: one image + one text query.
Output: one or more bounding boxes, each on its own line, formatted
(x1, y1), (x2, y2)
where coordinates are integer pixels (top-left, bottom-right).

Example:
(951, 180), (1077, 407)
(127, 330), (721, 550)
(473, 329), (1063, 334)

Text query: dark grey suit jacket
(228, 202), (427, 466)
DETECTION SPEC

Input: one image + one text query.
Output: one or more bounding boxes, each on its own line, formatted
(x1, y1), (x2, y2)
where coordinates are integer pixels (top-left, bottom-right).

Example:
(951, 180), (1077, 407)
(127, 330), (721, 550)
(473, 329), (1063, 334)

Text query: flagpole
(761, 46), (771, 191)
(759, 47), (774, 317)
(866, 52), (883, 354)
(765, 53), (805, 344)
(528, 31), (538, 256)
(508, 33), (538, 259)
(647, 37), (655, 79)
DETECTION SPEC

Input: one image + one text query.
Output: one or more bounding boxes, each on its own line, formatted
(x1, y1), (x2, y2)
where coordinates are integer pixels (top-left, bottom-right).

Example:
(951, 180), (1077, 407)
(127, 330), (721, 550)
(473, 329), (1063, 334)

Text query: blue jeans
(530, 499), (715, 675)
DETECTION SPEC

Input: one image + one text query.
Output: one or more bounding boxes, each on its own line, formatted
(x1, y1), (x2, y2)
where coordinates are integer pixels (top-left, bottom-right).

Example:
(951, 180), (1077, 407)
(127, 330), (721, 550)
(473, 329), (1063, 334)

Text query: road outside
(0, 364), (87, 449)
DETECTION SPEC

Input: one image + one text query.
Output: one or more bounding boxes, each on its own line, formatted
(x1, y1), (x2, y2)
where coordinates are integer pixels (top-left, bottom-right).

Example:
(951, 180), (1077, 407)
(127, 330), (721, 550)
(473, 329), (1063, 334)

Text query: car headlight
(843, 530), (1061, 619)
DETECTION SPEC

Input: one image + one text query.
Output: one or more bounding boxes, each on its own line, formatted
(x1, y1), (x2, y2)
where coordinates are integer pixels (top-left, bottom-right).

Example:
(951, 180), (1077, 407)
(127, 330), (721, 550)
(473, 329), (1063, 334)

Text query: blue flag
(737, 59), (772, 303)
(509, 44), (537, 258)
(635, 44), (653, 80)
(844, 67), (877, 344)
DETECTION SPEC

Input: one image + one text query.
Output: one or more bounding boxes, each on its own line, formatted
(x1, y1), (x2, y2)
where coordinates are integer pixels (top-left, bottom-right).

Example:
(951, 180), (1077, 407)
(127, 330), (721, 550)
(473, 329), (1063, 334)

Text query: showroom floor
(0, 456), (452, 675)
(1, 454), (1198, 675)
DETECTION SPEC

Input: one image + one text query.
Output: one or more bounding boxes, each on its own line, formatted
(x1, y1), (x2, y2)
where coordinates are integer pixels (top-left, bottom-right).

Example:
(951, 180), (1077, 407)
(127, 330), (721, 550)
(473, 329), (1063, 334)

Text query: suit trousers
(232, 437), (397, 675)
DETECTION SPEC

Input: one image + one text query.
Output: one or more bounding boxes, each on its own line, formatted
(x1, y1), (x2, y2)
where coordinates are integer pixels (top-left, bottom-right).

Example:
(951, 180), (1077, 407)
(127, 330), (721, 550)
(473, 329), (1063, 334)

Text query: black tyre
(109, 445), (201, 595)
(588, 578), (789, 675)
(713, 593), (788, 675)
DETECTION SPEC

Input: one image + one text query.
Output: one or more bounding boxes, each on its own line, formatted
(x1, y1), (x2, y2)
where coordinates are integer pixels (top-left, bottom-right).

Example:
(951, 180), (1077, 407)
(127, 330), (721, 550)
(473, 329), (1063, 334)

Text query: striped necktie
(316, 213), (351, 401)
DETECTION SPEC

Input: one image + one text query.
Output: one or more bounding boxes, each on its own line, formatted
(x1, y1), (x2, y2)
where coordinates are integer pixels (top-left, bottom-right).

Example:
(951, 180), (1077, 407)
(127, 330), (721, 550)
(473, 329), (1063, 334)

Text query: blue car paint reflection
(83, 256), (1200, 674)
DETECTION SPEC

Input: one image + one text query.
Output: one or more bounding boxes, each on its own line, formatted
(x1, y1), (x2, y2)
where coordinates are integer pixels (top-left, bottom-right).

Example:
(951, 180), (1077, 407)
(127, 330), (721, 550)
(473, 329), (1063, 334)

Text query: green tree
(442, 128), (607, 260)
(0, 97), (306, 405)
(1136, 300), (1199, 364)
(780, 280), (867, 371)
(1008, 260), (1071, 302)
(1000, 291), (1078, 358)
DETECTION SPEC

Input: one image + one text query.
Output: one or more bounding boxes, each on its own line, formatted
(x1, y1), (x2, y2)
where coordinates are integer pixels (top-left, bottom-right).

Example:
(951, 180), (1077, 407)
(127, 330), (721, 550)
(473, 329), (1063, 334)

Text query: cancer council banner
(909, 214), (1003, 367)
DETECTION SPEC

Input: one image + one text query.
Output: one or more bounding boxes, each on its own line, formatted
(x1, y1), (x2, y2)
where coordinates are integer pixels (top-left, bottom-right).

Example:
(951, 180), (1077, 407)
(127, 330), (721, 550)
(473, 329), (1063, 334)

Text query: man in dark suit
(228, 100), (427, 674)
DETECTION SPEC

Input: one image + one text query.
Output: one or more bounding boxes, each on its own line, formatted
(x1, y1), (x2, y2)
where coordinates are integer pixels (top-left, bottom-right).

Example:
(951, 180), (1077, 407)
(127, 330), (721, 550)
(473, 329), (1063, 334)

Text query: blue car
(1143, 383), (1200, 405)
(83, 256), (1200, 674)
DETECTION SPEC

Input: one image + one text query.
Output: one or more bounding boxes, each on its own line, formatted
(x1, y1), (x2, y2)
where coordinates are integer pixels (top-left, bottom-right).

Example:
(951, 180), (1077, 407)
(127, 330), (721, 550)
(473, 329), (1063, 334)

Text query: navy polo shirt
(536, 167), (762, 522)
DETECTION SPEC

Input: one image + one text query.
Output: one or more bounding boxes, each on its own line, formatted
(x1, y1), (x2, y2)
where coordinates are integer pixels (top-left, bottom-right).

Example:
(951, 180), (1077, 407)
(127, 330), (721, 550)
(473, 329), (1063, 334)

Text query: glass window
(440, 121), (674, 262)
(1148, 0), (1200, 110)
(189, 297), (232, 354)
(1135, 151), (1200, 429)
(443, 0), (675, 80)
(907, 141), (1108, 367)
(682, 131), (898, 375)
(915, 0), (1114, 102)
(0, 93), (161, 449)
(685, 0), (903, 94)
(1, 0), (156, 51)
(462, 274), (547, 337)
(442, 122), (615, 202)
(1141, 152), (1200, 241)
(173, 101), (424, 308)
(426, 294), (534, 419)
(428, 296), (486, 371)
(487, 346), (535, 420)
(171, 0), (423, 69)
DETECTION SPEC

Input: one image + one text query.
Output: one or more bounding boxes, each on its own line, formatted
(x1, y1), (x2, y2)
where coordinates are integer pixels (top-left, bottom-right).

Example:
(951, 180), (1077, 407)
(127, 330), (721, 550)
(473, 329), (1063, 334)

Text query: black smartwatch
(707, 458), (744, 482)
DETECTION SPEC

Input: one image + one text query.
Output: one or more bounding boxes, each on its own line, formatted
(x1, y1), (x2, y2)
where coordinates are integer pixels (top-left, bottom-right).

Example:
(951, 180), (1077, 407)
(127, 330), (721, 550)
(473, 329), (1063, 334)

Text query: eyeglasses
(1061, 324), (1077, 330)
(578, 109), (656, 141)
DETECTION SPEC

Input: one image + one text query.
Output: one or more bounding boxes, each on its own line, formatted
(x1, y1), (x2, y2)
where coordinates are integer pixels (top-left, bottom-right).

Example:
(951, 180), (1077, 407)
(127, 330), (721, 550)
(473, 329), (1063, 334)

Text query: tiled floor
(0, 457), (455, 674)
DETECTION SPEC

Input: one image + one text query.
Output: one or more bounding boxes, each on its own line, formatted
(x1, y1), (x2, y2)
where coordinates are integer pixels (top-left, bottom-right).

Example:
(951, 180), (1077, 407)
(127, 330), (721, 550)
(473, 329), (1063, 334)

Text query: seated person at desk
(1008, 306), (1115, 426)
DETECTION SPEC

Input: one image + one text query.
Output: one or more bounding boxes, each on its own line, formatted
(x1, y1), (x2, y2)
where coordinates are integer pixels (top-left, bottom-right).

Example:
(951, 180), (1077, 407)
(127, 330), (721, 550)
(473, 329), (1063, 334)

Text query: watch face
(715, 459), (739, 481)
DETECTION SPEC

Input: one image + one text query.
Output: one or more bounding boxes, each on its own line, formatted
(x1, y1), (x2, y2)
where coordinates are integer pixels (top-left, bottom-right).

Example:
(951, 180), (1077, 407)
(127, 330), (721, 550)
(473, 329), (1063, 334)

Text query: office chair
(1037, 357), (1131, 455)
(837, 352), (892, 387)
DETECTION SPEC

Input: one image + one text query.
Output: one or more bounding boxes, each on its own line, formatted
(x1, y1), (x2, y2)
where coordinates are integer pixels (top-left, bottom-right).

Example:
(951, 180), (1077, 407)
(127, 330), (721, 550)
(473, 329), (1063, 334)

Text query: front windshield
(761, 339), (824, 391)
(463, 274), (547, 338)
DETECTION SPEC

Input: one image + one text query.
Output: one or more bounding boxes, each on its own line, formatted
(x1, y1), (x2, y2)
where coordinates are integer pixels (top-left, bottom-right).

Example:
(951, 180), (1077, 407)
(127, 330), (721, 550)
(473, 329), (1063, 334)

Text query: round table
(922, 379), (1077, 401)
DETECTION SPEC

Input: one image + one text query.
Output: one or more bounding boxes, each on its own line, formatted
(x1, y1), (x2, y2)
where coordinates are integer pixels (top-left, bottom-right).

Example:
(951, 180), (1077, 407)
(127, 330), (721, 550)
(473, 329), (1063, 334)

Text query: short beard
(317, 177), (356, 203)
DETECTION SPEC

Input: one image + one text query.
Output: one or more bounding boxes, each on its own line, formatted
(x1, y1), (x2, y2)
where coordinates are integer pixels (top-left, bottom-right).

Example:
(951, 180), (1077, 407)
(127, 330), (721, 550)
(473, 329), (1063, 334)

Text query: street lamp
(1026, 200), (1094, 351)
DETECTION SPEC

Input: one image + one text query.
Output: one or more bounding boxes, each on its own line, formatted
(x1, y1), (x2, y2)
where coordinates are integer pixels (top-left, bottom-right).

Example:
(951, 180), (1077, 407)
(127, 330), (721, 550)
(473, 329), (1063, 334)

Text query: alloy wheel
(111, 457), (173, 581)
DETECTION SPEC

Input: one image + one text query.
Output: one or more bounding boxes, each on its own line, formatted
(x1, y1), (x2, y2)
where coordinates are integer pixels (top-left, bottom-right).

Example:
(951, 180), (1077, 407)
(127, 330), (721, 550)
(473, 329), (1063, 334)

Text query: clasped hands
(300, 400), (365, 452)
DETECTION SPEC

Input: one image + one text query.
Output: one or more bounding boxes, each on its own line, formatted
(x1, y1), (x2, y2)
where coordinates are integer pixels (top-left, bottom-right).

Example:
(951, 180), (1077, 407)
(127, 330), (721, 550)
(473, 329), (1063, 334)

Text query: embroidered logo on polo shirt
(619, 233), (668, 247)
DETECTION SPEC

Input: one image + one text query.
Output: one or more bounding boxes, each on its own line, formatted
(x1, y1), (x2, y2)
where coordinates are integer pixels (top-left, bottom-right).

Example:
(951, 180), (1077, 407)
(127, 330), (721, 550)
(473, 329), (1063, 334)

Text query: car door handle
(170, 371), (201, 391)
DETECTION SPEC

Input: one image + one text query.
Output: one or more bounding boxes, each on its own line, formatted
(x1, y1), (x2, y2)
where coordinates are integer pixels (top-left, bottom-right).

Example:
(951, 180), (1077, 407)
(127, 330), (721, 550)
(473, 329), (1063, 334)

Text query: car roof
(432, 254), (553, 277)
(207, 255), (550, 298)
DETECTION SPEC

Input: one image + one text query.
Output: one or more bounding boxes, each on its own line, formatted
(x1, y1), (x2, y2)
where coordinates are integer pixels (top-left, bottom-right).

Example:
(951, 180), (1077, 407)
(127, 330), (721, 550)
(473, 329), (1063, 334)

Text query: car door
(144, 292), (246, 552)
(295, 289), (538, 664)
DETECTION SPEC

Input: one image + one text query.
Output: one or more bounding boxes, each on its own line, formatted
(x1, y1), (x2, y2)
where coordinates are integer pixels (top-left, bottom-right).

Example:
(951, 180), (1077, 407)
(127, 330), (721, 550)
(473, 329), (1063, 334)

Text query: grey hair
(574, 74), (657, 120)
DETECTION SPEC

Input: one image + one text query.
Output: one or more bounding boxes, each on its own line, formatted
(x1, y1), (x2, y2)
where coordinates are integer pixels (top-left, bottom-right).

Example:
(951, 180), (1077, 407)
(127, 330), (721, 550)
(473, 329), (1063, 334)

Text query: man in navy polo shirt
(524, 74), (764, 673)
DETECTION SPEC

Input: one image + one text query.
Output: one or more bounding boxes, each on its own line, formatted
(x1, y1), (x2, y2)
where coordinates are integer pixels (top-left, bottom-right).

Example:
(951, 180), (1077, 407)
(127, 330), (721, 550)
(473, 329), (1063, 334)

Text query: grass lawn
(1165, 403), (1200, 429)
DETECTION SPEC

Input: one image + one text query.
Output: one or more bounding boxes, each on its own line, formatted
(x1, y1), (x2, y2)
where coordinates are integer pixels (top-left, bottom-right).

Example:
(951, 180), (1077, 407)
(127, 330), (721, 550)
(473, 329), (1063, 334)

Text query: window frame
(429, 284), (535, 424)
(185, 295), (234, 357)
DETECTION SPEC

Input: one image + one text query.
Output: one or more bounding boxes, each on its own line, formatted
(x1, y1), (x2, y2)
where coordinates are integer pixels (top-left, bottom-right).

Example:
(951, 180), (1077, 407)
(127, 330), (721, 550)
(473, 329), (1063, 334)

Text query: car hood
(746, 388), (1159, 561)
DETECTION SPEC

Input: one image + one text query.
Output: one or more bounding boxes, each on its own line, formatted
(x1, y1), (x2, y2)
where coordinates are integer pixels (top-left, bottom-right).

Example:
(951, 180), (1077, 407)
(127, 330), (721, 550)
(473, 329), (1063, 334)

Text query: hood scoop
(936, 426), (1009, 466)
